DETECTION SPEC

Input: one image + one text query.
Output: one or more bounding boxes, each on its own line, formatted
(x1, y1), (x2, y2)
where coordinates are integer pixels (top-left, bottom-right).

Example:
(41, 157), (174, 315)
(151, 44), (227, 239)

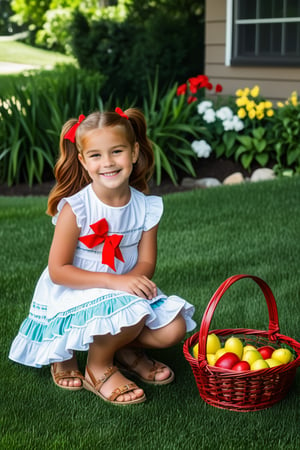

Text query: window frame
(226, 0), (300, 67)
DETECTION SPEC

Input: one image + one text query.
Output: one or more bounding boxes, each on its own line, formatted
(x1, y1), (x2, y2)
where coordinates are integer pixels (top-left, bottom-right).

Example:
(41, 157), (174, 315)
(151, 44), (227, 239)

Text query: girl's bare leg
(86, 319), (146, 402)
(116, 313), (187, 382)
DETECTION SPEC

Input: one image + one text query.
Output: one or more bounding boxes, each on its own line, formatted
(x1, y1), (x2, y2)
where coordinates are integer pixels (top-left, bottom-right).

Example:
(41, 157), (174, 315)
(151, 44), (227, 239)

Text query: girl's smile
(78, 125), (139, 203)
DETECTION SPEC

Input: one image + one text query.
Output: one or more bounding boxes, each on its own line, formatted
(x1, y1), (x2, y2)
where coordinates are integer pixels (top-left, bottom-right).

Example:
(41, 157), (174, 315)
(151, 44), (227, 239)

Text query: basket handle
(198, 274), (280, 359)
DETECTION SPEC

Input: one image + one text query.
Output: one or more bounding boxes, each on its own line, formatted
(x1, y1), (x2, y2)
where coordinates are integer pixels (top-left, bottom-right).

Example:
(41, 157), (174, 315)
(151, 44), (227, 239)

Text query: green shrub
(0, 65), (105, 186)
(70, 8), (204, 103)
(143, 71), (208, 185)
(272, 92), (300, 175)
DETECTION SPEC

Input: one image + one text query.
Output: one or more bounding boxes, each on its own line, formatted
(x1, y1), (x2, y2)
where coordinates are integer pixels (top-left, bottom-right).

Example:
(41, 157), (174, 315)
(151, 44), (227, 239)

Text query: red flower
(187, 96), (197, 104)
(188, 82), (198, 94)
(215, 84), (223, 93)
(177, 83), (187, 96)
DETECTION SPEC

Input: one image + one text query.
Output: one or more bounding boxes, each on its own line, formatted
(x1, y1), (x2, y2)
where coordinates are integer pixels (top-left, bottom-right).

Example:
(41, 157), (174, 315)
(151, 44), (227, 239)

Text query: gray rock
(250, 168), (275, 182)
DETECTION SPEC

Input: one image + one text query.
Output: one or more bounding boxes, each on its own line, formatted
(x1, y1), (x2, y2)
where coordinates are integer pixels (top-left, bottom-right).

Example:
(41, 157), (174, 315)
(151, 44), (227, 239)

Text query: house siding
(205, 0), (300, 102)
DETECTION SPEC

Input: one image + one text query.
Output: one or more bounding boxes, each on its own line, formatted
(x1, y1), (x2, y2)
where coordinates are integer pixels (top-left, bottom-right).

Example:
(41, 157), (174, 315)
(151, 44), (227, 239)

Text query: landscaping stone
(181, 177), (221, 188)
(250, 168), (275, 182)
(195, 177), (222, 188)
(223, 172), (245, 185)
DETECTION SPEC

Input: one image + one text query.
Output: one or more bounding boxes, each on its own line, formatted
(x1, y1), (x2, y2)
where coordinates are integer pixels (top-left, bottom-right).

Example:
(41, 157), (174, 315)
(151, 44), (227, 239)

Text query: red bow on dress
(78, 218), (124, 272)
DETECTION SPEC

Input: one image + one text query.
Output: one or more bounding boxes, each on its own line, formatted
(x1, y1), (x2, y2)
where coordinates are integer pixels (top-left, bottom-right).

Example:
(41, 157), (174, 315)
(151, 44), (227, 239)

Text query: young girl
(9, 107), (196, 405)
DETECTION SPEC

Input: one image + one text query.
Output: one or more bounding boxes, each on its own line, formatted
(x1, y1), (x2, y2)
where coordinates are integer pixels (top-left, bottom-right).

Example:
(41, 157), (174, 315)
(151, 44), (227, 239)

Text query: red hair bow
(64, 114), (86, 143)
(115, 107), (129, 120)
(78, 218), (124, 272)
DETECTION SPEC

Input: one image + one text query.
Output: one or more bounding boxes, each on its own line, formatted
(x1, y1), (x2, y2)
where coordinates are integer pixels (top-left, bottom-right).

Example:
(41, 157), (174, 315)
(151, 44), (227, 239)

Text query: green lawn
(1, 178), (300, 449)
(0, 40), (76, 66)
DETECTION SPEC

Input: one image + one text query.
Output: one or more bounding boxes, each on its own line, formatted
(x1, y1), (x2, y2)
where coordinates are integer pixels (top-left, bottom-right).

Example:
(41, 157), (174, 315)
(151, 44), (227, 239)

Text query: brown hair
(47, 108), (154, 216)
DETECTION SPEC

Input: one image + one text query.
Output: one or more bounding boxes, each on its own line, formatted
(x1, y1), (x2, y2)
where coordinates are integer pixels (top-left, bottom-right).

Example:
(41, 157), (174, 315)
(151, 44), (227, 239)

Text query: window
(231, 0), (300, 66)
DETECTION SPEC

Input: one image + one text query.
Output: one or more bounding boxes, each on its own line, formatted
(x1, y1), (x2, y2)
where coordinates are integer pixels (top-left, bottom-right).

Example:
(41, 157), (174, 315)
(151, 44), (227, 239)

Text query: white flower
(232, 115), (244, 131)
(222, 115), (245, 131)
(216, 106), (233, 121)
(197, 100), (213, 115)
(223, 119), (234, 131)
(191, 140), (212, 158)
(203, 108), (216, 123)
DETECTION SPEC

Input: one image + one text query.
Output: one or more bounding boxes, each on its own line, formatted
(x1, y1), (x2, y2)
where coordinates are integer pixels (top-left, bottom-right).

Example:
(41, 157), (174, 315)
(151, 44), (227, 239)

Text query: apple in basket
(232, 361), (250, 371)
(215, 352), (240, 370)
(271, 348), (294, 364)
(258, 345), (275, 360)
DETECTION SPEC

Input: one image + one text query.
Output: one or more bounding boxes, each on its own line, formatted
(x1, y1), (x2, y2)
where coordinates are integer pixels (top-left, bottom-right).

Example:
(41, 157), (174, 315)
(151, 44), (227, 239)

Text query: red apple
(232, 361), (251, 371)
(258, 346), (275, 360)
(215, 352), (240, 370)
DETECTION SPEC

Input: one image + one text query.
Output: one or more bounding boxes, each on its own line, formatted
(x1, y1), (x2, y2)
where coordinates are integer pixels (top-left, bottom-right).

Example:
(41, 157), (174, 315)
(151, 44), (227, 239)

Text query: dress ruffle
(9, 292), (196, 368)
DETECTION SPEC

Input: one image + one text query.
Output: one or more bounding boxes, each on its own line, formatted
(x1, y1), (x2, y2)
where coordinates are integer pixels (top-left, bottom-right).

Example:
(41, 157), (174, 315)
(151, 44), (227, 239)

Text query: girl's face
(78, 125), (139, 200)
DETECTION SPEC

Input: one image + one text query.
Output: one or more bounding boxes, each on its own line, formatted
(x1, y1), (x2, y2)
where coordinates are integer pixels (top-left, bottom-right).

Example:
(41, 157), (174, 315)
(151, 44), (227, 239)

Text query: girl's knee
(163, 314), (187, 347)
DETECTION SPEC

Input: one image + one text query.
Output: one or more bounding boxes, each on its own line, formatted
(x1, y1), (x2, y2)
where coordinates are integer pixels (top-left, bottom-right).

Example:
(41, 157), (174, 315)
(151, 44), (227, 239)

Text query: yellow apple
(242, 350), (263, 366)
(215, 348), (227, 360)
(206, 353), (217, 366)
(192, 343), (199, 358)
(251, 359), (269, 370)
(271, 348), (293, 364)
(265, 358), (283, 368)
(224, 337), (244, 359)
(206, 333), (221, 354)
(242, 345), (257, 357)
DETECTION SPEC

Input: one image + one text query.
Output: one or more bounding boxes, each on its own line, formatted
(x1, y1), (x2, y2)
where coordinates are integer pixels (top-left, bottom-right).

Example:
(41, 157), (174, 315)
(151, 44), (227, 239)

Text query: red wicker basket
(183, 274), (300, 412)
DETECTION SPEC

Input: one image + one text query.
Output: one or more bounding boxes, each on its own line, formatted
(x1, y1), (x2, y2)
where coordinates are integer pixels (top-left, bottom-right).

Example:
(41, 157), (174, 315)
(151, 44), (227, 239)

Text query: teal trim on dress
(19, 293), (167, 343)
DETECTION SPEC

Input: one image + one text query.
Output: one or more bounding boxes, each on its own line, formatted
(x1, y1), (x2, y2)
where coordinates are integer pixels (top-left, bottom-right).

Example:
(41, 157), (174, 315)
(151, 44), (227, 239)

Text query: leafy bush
(0, 65), (105, 186)
(143, 72), (209, 184)
(70, 6), (204, 103)
(272, 92), (300, 175)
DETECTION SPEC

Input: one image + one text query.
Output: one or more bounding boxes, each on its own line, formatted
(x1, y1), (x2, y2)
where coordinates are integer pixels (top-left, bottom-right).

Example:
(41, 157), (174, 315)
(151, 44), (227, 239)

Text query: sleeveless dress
(9, 185), (196, 368)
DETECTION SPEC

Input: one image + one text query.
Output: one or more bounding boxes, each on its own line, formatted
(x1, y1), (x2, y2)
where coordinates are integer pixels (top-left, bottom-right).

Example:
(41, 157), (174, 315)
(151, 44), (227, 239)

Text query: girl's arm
(48, 203), (158, 299)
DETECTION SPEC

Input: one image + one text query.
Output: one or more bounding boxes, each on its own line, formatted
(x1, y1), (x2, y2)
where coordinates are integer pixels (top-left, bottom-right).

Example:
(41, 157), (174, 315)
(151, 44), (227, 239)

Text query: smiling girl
(9, 108), (196, 405)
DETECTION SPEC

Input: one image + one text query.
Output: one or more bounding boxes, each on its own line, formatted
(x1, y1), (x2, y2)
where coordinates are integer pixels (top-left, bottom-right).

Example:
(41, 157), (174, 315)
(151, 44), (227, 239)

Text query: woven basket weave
(183, 275), (300, 411)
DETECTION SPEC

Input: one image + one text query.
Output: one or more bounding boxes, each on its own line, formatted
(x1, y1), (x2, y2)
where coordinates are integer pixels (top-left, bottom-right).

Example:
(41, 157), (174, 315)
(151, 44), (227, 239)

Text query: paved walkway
(0, 61), (38, 73)
(0, 32), (39, 73)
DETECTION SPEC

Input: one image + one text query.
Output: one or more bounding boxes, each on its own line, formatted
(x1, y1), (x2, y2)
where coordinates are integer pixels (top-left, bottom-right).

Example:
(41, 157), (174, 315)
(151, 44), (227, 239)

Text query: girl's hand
(116, 274), (157, 299)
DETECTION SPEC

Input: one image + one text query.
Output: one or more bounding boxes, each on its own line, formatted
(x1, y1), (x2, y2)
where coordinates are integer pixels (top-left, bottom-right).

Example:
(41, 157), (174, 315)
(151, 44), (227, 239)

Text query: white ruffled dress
(9, 185), (196, 368)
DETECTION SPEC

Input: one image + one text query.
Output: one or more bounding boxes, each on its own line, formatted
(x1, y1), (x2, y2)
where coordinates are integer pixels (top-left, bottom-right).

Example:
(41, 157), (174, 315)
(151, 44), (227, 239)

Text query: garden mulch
(0, 157), (257, 197)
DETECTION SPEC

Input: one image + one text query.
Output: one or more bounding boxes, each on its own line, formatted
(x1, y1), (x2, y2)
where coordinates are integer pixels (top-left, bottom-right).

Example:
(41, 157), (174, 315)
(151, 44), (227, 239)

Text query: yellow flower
(250, 85), (260, 98)
(236, 96), (248, 107)
(244, 88), (250, 96)
(256, 111), (264, 120)
(277, 101), (284, 107)
(290, 91), (298, 106)
(265, 101), (273, 109)
(256, 101), (265, 111)
(266, 109), (274, 117)
(237, 108), (246, 119)
(235, 89), (244, 97)
(248, 109), (256, 120)
(246, 100), (255, 111)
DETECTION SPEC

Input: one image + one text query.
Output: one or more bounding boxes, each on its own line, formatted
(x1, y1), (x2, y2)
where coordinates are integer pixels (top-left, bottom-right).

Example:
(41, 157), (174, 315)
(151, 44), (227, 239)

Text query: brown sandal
(83, 366), (146, 405)
(115, 350), (175, 385)
(51, 363), (84, 391)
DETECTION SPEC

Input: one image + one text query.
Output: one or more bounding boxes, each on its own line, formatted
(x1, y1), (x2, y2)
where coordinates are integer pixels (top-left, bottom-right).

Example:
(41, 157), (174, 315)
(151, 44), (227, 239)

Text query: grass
(1, 178), (300, 449)
(0, 40), (76, 94)
(0, 40), (76, 66)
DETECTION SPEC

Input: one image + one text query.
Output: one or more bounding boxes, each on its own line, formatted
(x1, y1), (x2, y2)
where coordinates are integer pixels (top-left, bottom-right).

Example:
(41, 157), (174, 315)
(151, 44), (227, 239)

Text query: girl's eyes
(89, 149), (123, 158)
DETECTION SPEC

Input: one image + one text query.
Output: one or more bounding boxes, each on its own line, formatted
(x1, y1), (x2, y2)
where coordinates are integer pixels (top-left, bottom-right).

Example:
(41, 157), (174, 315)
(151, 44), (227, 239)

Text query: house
(205, 0), (300, 102)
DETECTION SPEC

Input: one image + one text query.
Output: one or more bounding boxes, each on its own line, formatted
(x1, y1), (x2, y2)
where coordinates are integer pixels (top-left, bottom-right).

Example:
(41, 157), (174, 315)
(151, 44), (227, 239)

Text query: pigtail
(125, 108), (154, 193)
(46, 119), (91, 216)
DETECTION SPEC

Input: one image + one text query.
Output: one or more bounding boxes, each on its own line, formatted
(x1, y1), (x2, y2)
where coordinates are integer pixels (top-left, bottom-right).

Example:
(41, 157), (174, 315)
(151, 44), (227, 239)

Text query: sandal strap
(86, 366), (118, 392)
(52, 364), (85, 383)
(109, 383), (139, 402)
(117, 350), (166, 382)
(147, 362), (167, 381)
